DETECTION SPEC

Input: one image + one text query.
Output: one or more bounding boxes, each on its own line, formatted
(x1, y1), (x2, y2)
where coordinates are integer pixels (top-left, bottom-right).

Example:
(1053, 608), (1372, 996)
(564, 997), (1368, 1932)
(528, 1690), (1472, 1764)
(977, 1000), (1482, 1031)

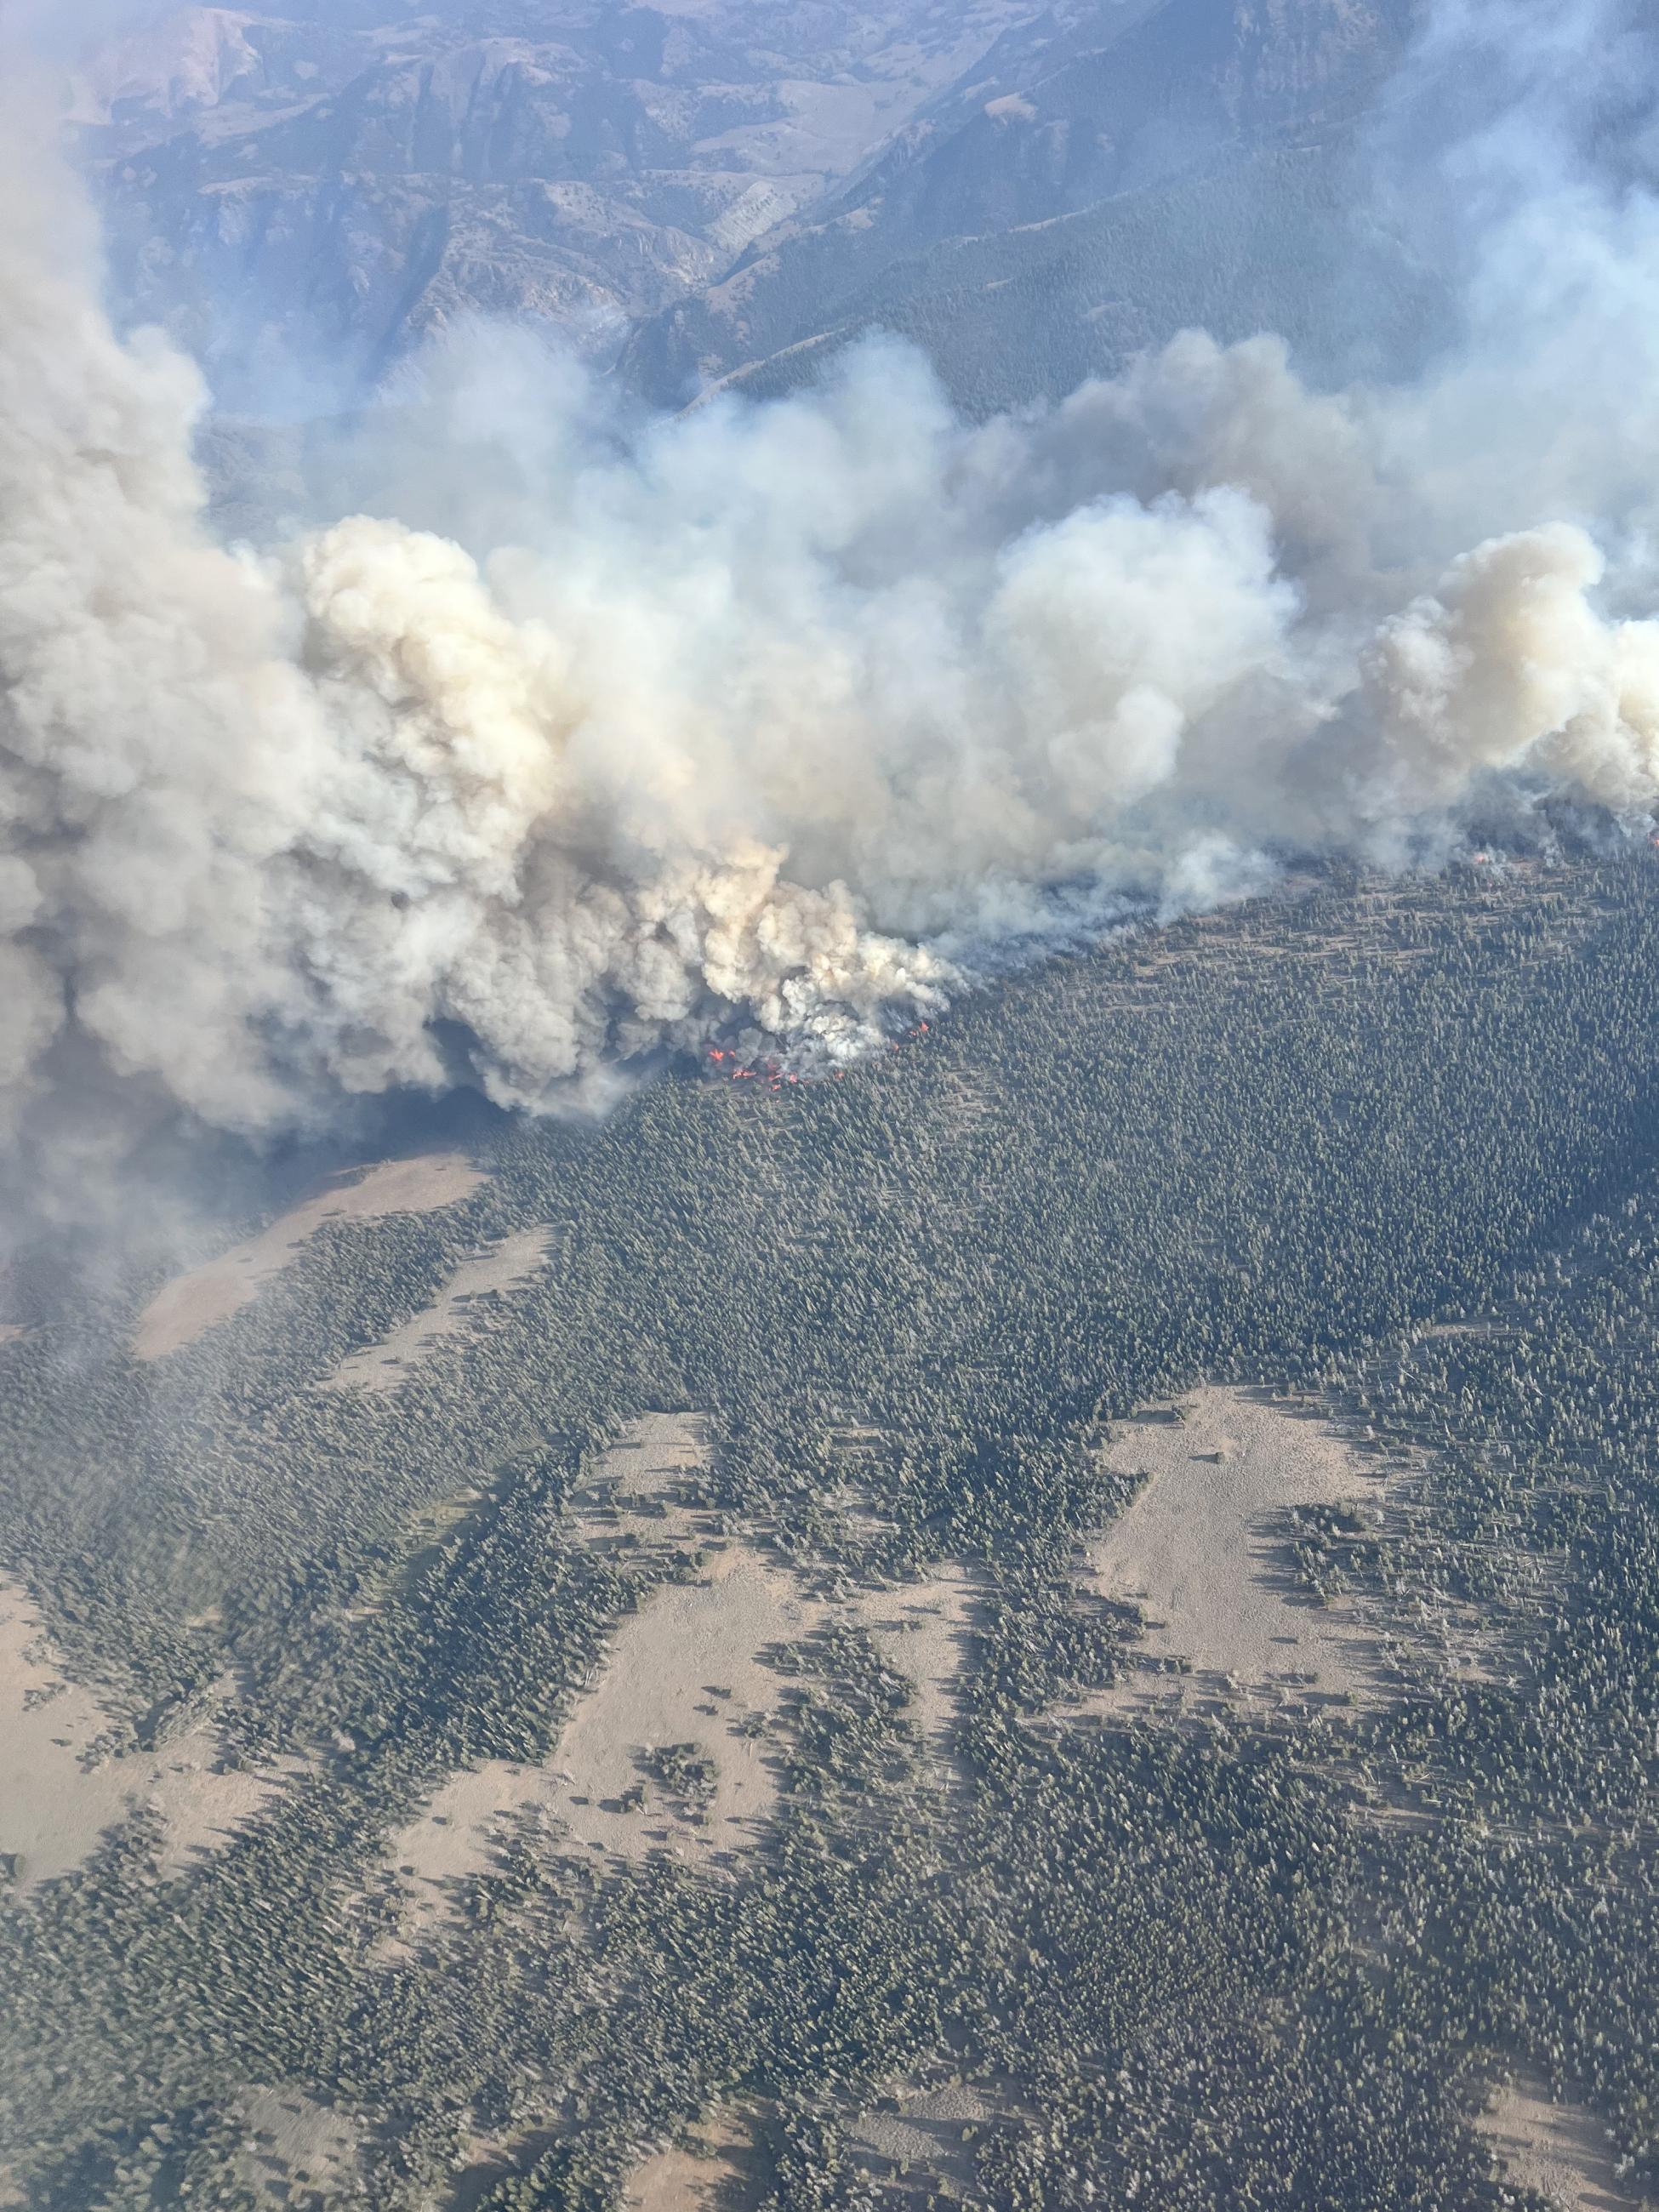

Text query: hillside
(628, 130), (1453, 417)
(75, 0), (1425, 413)
(20, 9), (1659, 2209)
(9, 858), (1659, 2207)
(72, 0), (1058, 405)
(624, 0), (1421, 407)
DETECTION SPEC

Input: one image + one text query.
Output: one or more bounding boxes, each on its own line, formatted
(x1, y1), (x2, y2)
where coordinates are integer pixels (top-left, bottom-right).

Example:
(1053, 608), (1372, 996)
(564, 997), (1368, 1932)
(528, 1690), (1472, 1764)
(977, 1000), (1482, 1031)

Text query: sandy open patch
(468, 2107), (761, 2212)
(622, 2115), (763, 2212)
(623, 2144), (744, 2212)
(852, 2084), (1018, 2198)
(133, 1151), (485, 1360)
(1076, 1388), (1389, 1719)
(322, 1227), (551, 1393)
(392, 1542), (808, 1912)
(1477, 2078), (1648, 2210)
(384, 1417), (982, 1935)
(555, 1545), (801, 1861)
(843, 1567), (982, 1767)
(384, 1417), (785, 1924)
(0, 1582), (302, 1892)
(230, 2088), (361, 2203)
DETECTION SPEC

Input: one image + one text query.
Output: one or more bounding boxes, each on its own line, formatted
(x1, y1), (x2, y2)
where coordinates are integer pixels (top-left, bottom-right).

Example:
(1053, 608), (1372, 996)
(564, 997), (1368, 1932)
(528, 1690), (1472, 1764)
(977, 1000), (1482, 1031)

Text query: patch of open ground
(1477, 2078), (1650, 2210)
(230, 2087), (361, 2204)
(386, 1417), (799, 1918)
(133, 1151), (485, 1360)
(621, 2114), (764, 2212)
(844, 1567), (983, 1766)
(851, 2083), (1021, 2198)
(0, 1582), (302, 1892)
(1075, 1388), (1390, 1719)
(384, 1417), (983, 1937)
(322, 1226), (551, 1393)
(462, 2107), (762, 2212)
(393, 1541), (807, 1909)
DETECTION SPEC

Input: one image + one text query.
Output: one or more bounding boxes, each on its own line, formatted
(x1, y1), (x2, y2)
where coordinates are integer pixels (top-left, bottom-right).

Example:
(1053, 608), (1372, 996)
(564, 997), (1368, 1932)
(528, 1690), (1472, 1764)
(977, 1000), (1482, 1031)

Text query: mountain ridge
(76, 0), (1424, 417)
(73, 0), (1059, 406)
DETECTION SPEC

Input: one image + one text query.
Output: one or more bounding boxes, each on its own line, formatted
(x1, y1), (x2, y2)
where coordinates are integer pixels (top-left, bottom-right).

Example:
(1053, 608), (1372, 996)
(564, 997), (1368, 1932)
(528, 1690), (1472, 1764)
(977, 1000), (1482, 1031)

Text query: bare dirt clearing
(395, 1542), (807, 1907)
(133, 1151), (485, 1360)
(622, 2114), (763, 2212)
(852, 2083), (1018, 2197)
(385, 1416), (982, 1936)
(322, 1227), (552, 1393)
(230, 2088), (361, 2203)
(1477, 2078), (1650, 2210)
(0, 1582), (302, 1892)
(1076, 1388), (1390, 1719)
(843, 1566), (982, 1766)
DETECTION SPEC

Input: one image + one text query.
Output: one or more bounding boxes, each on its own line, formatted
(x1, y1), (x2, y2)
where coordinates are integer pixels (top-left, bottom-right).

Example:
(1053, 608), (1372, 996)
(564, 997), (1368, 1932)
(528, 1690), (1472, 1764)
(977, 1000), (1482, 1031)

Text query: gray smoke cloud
(2, 0), (1658, 1214)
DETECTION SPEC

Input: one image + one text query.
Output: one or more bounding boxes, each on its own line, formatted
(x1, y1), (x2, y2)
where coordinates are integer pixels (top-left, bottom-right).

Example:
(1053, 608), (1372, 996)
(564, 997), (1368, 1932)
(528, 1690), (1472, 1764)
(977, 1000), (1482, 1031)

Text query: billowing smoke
(3, 0), (1659, 1214)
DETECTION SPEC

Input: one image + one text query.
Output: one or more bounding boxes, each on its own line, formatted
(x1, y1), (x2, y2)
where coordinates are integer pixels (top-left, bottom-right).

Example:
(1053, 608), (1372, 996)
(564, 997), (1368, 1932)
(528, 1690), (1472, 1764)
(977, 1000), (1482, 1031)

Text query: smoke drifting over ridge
(3, 0), (1659, 1215)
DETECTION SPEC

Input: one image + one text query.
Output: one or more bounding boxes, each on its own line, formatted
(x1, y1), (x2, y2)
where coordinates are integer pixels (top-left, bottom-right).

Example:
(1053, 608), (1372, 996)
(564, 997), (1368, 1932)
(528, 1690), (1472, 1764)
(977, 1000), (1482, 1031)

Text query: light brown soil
(133, 1152), (485, 1360)
(322, 1227), (551, 1393)
(0, 1582), (304, 1892)
(1077, 1388), (1389, 1718)
(230, 2087), (361, 2203)
(1477, 2078), (1650, 2209)
(622, 2116), (763, 2212)
(622, 2146), (739, 2212)
(844, 1567), (983, 1767)
(392, 1542), (807, 1913)
(852, 2084), (1015, 2195)
(384, 1417), (983, 1937)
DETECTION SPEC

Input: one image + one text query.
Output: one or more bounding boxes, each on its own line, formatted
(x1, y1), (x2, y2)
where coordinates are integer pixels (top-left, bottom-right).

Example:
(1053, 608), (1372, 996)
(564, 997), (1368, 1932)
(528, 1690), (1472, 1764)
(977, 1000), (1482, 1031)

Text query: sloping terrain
(1076, 1388), (1391, 1719)
(72, 0), (1057, 402)
(382, 1412), (983, 1934)
(0, 1582), (305, 1893)
(643, 131), (1451, 417)
(9, 858), (1659, 2208)
(71, 0), (1436, 417)
(321, 1226), (552, 1394)
(134, 1151), (484, 1360)
(624, 0), (1425, 408)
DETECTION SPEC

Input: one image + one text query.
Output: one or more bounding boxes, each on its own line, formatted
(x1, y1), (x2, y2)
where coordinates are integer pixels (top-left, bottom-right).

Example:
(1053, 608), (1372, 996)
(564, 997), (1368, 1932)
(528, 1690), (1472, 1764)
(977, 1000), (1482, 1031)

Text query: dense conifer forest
(7, 853), (1659, 2210)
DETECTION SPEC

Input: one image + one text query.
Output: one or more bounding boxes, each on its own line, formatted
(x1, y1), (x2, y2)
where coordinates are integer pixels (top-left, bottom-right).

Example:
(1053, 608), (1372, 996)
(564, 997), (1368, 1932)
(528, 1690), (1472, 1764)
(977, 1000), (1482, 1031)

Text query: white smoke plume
(3, 0), (1658, 1211)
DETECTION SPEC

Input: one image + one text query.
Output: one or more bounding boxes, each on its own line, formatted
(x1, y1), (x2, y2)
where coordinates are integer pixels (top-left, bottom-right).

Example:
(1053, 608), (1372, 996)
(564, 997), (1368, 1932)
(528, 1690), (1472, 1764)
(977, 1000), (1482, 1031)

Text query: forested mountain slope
(624, 0), (1421, 406)
(74, 0), (1054, 404)
(77, 0), (1422, 412)
(631, 129), (1451, 416)
(9, 858), (1659, 2208)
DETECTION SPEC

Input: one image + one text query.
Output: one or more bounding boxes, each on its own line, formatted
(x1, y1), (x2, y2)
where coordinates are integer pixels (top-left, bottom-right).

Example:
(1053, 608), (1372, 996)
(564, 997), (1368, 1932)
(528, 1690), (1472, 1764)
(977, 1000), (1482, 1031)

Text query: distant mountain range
(74, 0), (1432, 419)
(625, 0), (1430, 409)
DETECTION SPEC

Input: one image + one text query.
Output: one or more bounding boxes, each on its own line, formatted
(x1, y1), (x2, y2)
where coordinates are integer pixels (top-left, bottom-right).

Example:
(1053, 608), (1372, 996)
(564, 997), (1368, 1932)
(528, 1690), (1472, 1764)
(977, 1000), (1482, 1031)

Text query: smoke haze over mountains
(2, 0), (1658, 1229)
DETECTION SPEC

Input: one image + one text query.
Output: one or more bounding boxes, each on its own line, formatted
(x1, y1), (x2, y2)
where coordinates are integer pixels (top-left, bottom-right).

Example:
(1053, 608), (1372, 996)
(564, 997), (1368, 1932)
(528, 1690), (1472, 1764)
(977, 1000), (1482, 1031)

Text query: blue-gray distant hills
(78, 0), (1430, 415)
(624, 0), (1438, 412)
